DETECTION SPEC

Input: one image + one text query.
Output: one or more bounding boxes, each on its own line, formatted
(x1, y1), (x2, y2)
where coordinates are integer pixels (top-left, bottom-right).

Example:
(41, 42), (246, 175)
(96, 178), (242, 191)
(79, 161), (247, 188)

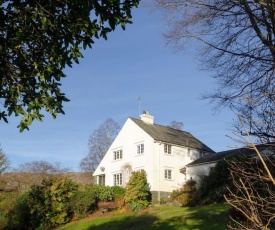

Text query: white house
(93, 111), (215, 200)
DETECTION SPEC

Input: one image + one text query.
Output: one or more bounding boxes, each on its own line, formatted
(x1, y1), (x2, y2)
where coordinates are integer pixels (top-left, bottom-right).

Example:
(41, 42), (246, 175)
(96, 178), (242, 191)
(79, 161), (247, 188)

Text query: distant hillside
(0, 172), (94, 193)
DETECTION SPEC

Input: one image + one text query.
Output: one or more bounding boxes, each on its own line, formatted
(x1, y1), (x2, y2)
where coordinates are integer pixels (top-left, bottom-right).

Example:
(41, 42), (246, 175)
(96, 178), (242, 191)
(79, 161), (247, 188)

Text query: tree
(225, 150), (275, 229)
(0, 0), (140, 131)
(153, 1), (275, 229)
(0, 145), (10, 174)
(9, 160), (70, 192)
(79, 118), (120, 173)
(153, 0), (275, 142)
(167, 121), (184, 130)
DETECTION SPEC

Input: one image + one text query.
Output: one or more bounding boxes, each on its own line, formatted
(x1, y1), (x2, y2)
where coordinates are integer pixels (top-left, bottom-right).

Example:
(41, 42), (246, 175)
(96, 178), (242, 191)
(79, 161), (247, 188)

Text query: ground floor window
(113, 173), (122, 186)
(164, 169), (172, 180)
(98, 174), (105, 185)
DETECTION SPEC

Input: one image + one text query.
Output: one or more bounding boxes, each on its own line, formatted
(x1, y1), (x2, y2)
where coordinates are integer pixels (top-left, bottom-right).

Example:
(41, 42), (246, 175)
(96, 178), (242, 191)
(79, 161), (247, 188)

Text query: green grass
(57, 203), (229, 230)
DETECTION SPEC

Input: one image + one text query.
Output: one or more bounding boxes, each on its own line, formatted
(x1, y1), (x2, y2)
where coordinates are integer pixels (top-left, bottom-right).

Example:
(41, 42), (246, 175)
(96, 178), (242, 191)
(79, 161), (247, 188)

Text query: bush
(112, 186), (125, 198)
(125, 171), (150, 211)
(90, 185), (114, 202)
(170, 179), (199, 207)
(0, 192), (22, 229)
(112, 186), (126, 209)
(28, 177), (78, 229)
(69, 188), (97, 219)
(197, 156), (236, 204)
(5, 192), (31, 230)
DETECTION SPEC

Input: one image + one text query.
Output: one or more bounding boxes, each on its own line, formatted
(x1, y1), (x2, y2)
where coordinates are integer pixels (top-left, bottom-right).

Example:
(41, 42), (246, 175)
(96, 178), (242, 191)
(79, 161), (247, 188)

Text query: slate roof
(129, 117), (215, 153)
(186, 143), (274, 166)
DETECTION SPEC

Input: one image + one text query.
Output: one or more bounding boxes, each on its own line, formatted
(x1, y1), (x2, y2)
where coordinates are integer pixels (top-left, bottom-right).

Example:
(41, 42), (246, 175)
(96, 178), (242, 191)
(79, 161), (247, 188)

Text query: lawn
(57, 203), (229, 230)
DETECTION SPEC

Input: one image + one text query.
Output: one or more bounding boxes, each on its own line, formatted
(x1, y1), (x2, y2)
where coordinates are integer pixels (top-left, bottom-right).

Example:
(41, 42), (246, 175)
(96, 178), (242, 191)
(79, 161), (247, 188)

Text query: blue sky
(1, 6), (238, 171)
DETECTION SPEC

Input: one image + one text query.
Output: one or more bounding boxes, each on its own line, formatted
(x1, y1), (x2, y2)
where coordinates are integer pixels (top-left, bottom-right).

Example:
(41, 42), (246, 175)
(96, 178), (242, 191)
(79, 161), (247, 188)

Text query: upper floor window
(113, 173), (122, 186)
(113, 149), (123, 160)
(137, 143), (144, 154)
(164, 169), (172, 180)
(199, 152), (206, 158)
(164, 144), (172, 154)
(187, 148), (191, 157)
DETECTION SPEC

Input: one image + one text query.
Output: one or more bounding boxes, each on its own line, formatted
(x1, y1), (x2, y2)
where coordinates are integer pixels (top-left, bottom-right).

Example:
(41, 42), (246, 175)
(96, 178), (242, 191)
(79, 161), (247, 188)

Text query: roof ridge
(129, 117), (191, 134)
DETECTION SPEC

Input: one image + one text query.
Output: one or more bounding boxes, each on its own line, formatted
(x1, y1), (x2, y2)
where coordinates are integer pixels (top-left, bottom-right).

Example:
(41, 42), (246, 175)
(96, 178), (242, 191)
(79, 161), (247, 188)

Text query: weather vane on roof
(137, 96), (141, 117)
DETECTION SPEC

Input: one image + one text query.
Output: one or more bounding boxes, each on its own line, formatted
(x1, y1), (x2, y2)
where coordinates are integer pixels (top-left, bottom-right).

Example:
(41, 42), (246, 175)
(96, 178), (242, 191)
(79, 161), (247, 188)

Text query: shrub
(0, 192), (22, 229)
(5, 192), (31, 230)
(28, 177), (78, 229)
(69, 188), (97, 219)
(125, 170), (150, 211)
(197, 156), (236, 204)
(90, 185), (114, 202)
(112, 185), (125, 198)
(170, 179), (199, 207)
(112, 186), (126, 209)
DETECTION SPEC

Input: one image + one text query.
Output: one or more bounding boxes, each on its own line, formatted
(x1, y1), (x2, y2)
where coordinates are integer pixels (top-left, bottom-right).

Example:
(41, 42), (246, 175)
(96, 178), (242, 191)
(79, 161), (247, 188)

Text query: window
(187, 148), (191, 157)
(164, 144), (172, 154)
(164, 169), (172, 180)
(113, 173), (122, 186)
(137, 143), (144, 154)
(98, 174), (105, 185)
(199, 152), (205, 158)
(113, 149), (123, 160)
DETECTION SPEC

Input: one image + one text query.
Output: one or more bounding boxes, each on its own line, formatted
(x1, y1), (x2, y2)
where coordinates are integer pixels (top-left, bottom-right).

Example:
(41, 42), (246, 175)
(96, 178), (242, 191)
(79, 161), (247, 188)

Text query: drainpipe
(158, 141), (162, 204)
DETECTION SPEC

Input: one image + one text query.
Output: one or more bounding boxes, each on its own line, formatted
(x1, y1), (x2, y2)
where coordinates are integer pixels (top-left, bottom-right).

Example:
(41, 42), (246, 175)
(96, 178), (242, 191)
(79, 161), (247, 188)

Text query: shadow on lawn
(86, 213), (176, 230)
(171, 204), (230, 230)
(85, 204), (229, 230)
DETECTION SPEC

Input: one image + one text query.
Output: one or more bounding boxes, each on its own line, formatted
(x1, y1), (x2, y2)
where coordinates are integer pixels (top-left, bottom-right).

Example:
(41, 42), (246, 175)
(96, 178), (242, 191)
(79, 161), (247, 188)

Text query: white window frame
(113, 173), (122, 186)
(164, 144), (172, 154)
(113, 149), (123, 160)
(137, 143), (144, 155)
(164, 169), (172, 180)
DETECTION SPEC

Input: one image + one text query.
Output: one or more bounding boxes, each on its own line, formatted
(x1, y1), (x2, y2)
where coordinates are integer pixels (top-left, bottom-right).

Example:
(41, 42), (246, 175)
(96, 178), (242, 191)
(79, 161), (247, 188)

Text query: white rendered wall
(150, 144), (206, 193)
(93, 118), (155, 187)
(186, 162), (217, 185)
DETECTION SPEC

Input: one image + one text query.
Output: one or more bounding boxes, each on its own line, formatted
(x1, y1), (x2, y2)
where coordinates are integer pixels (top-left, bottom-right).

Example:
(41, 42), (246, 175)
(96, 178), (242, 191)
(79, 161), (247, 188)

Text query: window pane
(164, 169), (172, 179)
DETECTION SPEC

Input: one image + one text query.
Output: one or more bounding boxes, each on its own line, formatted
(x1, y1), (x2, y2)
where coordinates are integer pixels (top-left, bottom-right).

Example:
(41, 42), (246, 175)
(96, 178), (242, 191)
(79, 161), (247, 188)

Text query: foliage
(0, 146), (10, 175)
(80, 118), (120, 172)
(69, 188), (97, 219)
(0, 192), (20, 229)
(197, 156), (234, 204)
(0, 0), (140, 131)
(5, 192), (31, 230)
(170, 179), (199, 207)
(90, 185), (114, 202)
(124, 170), (150, 211)
(28, 177), (78, 229)
(167, 121), (184, 130)
(112, 186), (126, 209)
(112, 185), (126, 199)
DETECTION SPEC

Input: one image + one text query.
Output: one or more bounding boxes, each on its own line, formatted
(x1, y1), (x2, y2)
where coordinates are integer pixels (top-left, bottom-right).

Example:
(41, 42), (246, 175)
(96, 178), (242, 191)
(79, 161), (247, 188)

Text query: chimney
(140, 111), (154, 124)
